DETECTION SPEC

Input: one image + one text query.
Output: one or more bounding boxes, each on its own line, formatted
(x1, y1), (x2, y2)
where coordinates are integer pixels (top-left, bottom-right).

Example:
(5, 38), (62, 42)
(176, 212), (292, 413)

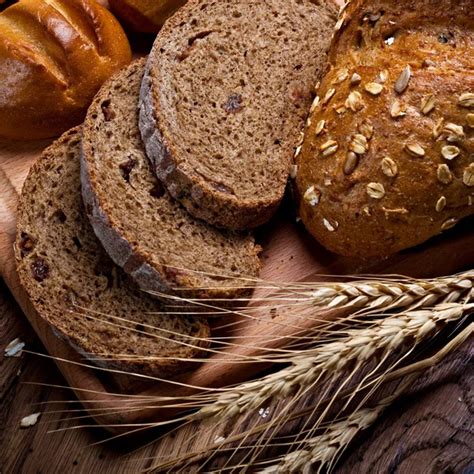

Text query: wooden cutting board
(1, 138), (474, 434)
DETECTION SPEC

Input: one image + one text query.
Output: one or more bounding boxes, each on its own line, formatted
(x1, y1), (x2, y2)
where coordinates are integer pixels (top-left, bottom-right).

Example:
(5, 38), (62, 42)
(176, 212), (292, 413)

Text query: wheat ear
(306, 273), (473, 311)
(257, 321), (473, 474)
(256, 375), (416, 474)
(193, 302), (473, 421)
(146, 322), (472, 473)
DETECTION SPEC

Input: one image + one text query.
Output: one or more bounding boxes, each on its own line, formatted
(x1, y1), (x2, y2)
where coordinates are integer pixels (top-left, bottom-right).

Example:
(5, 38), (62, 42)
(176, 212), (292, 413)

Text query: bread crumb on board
(20, 413), (41, 428)
(4, 338), (25, 357)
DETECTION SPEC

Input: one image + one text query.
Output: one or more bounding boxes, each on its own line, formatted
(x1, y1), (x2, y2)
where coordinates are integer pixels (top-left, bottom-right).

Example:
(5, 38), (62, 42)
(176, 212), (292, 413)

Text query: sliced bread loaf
(139, 0), (338, 230)
(81, 59), (261, 301)
(15, 127), (210, 382)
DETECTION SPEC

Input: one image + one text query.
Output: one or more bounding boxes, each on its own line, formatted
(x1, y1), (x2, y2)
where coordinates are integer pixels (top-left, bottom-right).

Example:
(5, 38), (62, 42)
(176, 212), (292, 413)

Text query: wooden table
(1, 278), (473, 473)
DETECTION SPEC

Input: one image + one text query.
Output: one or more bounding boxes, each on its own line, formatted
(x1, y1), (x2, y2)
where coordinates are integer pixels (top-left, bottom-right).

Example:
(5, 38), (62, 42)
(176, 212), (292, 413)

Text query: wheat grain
(174, 273), (473, 329)
(146, 322), (473, 472)
(193, 302), (473, 421)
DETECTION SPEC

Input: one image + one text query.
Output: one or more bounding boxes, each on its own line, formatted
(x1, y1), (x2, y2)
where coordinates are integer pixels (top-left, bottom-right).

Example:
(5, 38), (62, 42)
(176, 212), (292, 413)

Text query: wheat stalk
(147, 321), (472, 472)
(23, 269), (472, 470)
(165, 271), (473, 306)
(193, 302), (473, 421)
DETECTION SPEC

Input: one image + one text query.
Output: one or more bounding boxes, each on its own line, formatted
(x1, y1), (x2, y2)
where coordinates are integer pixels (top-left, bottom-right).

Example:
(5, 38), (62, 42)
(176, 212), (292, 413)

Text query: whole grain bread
(81, 59), (261, 301)
(15, 127), (210, 383)
(139, 0), (338, 230)
(296, 0), (474, 258)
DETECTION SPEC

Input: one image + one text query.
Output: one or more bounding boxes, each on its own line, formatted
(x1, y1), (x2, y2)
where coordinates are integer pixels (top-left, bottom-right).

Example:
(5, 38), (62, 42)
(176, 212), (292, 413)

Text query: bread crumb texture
(140, 0), (338, 229)
(15, 128), (210, 381)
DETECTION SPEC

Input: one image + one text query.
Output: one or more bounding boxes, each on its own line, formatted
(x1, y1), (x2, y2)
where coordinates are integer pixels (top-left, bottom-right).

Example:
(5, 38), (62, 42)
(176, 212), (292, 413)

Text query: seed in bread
(139, 0), (338, 230)
(15, 128), (210, 385)
(81, 59), (261, 301)
(296, 0), (474, 258)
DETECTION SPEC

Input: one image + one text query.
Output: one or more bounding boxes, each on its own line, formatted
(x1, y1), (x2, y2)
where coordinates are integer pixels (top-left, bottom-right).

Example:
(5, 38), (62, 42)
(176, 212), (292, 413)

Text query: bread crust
(82, 60), (261, 302)
(0, 0), (131, 140)
(296, 0), (474, 258)
(139, 0), (337, 230)
(15, 127), (210, 385)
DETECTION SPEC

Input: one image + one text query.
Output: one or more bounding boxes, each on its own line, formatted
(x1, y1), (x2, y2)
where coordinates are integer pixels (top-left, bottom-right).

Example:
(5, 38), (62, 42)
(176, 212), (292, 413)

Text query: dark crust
(14, 127), (211, 382)
(65, 329), (209, 390)
(138, 0), (337, 231)
(52, 311), (210, 390)
(82, 60), (261, 301)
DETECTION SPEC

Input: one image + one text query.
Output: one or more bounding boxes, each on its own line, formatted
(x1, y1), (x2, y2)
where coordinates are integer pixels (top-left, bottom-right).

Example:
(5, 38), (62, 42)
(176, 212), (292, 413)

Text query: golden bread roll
(295, 0), (474, 258)
(0, 0), (132, 140)
(108, 0), (186, 33)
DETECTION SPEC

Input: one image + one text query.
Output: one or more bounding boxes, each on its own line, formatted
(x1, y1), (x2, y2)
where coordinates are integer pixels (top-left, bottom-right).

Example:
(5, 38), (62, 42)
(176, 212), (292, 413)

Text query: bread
(139, 0), (338, 230)
(81, 59), (261, 301)
(15, 127), (210, 382)
(0, 0), (131, 141)
(108, 0), (186, 33)
(296, 0), (474, 258)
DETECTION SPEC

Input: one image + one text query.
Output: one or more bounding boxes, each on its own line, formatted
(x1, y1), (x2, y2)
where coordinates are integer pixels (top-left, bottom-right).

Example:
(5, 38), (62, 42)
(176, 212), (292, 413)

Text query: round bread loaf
(0, 0), (131, 140)
(15, 127), (210, 383)
(108, 0), (186, 33)
(139, 0), (338, 230)
(296, 0), (474, 258)
(81, 59), (261, 301)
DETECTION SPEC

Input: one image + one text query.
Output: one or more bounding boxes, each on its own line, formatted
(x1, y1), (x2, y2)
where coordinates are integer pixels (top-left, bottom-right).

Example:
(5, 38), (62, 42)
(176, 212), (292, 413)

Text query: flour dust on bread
(296, 0), (474, 258)
(81, 59), (261, 302)
(15, 128), (210, 384)
(139, 0), (338, 230)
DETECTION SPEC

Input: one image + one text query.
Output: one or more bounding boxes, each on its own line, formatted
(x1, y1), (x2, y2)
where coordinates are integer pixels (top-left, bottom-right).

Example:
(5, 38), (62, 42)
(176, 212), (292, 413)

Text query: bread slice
(15, 127), (210, 384)
(139, 0), (338, 230)
(81, 59), (261, 301)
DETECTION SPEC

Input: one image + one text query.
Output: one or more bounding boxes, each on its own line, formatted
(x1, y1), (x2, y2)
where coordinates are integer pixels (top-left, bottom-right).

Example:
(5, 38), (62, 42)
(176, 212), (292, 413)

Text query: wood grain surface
(2, 279), (472, 473)
(2, 143), (473, 472)
(2, 135), (474, 431)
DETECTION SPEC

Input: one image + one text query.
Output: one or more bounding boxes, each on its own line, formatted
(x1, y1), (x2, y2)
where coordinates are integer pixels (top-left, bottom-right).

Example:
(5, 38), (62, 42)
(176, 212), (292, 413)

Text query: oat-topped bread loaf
(82, 59), (261, 301)
(140, 0), (338, 230)
(296, 0), (474, 258)
(15, 128), (210, 380)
